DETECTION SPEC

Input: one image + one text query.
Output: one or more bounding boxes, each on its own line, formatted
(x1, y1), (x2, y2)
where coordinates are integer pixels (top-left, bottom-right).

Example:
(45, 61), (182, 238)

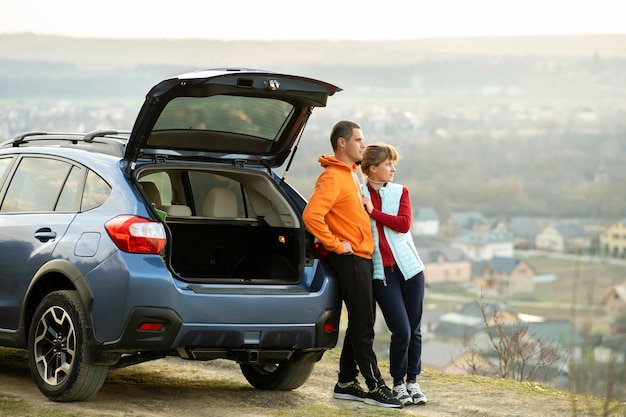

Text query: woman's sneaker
(333, 379), (366, 402)
(392, 383), (413, 406)
(364, 385), (403, 408)
(406, 381), (427, 405)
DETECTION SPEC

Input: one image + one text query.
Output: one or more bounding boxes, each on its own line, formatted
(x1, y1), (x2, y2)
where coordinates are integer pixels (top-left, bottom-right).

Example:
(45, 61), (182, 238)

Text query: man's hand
(340, 240), (354, 254)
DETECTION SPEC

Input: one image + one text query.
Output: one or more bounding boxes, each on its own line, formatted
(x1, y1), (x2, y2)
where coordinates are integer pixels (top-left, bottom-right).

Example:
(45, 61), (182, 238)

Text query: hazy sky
(2, 0), (624, 40)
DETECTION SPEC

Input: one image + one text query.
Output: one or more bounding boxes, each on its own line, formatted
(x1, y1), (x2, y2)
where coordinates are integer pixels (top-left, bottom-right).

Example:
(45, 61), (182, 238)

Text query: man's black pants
(328, 252), (385, 390)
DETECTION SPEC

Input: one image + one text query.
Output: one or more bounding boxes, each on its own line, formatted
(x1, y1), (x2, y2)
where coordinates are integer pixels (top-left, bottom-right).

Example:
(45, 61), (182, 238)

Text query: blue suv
(0, 68), (342, 401)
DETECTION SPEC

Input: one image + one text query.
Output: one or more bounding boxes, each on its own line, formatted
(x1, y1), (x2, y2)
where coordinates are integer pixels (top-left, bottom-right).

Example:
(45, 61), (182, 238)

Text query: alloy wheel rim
(33, 306), (76, 386)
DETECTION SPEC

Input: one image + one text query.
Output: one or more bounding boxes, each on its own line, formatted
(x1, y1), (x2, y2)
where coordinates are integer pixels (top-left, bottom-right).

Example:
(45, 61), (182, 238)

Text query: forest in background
(1, 34), (625, 219)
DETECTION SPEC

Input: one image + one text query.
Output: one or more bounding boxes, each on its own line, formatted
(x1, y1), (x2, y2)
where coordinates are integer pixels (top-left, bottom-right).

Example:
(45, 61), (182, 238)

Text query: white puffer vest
(362, 182), (424, 281)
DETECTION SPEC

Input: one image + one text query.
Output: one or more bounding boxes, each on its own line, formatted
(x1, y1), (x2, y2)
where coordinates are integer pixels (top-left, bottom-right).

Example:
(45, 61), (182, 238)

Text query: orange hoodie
(302, 155), (374, 259)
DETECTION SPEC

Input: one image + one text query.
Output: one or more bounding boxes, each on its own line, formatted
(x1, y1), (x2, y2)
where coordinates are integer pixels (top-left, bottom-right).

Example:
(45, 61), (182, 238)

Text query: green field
(524, 255), (625, 304)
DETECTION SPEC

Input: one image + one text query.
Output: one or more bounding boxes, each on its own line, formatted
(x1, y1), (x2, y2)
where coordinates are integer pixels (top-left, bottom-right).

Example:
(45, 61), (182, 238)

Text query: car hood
(124, 68), (341, 167)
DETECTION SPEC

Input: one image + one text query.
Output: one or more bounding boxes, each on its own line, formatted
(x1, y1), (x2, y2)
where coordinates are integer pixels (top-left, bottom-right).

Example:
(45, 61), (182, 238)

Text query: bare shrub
(465, 299), (565, 384)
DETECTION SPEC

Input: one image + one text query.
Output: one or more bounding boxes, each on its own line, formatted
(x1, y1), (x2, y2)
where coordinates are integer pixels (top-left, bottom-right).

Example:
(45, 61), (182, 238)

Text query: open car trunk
(167, 220), (298, 282)
(137, 166), (305, 285)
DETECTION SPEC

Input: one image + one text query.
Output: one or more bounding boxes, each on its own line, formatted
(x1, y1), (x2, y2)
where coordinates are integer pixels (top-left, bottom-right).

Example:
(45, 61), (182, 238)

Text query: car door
(124, 68), (341, 170)
(0, 155), (81, 330)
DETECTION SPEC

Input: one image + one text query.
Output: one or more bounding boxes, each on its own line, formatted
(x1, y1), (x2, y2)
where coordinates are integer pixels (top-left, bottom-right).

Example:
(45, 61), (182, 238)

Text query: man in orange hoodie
(302, 120), (401, 408)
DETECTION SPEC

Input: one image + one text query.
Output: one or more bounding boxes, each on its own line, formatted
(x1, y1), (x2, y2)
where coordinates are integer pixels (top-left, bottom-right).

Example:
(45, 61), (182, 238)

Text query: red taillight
(138, 322), (164, 332)
(324, 323), (336, 332)
(105, 215), (166, 254)
(314, 240), (329, 258)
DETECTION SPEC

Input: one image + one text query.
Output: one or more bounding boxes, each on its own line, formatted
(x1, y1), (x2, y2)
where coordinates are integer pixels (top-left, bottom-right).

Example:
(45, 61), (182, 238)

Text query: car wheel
(28, 290), (108, 401)
(240, 361), (315, 390)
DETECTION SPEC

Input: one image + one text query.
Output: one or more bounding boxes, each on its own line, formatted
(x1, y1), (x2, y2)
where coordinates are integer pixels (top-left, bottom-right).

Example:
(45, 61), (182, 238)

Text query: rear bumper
(180, 347), (327, 364)
(99, 305), (340, 362)
(87, 252), (341, 360)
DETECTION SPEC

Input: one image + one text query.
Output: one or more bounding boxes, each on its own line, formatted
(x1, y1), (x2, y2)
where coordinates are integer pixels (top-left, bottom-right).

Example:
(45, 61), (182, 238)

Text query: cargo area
(137, 167), (304, 284)
(167, 220), (298, 281)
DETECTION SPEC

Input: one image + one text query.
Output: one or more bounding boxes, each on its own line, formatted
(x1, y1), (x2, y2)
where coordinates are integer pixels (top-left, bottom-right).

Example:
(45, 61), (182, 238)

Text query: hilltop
(2, 33), (625, 101)
(2, 33), (626, 72)
(0, 346), (622, 417)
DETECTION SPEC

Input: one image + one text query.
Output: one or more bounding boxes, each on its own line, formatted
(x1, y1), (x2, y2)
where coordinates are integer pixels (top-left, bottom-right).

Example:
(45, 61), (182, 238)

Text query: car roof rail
(1, 130), (131, 156)
(9, 131), (77, 146)
(83, 129), (131, 142)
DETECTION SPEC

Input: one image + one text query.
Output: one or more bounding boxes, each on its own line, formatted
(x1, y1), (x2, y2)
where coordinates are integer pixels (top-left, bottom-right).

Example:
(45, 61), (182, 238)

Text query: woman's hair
(360, 143), (400, 176)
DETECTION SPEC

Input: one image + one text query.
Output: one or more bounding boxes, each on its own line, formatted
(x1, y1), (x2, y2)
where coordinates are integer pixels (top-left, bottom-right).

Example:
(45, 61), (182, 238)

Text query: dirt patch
(0, 348), (616, 417)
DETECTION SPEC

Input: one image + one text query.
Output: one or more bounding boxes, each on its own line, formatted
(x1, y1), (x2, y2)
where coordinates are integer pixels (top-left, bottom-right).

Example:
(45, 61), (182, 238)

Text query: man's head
(330, 120), (365, 165)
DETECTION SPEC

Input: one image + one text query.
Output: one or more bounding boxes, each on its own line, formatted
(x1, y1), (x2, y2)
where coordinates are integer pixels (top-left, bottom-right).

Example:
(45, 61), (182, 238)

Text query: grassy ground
(1, 346), (624, 417)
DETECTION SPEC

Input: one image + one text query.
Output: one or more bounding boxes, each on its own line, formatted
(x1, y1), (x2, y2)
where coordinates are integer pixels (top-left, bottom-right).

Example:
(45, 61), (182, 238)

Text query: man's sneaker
(392, 383), (413, 406)
(364, 385), (403, 408)
(406, 381), (427, 405)
(333, 379), (366, 402)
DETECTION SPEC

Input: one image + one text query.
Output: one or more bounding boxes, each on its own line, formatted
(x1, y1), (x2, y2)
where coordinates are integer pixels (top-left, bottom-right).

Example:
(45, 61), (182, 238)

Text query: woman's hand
(362, 196), (373, 215)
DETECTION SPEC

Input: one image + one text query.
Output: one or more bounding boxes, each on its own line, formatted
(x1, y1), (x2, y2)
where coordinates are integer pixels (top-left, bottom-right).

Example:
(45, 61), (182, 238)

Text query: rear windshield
(153, 96), (294, 141)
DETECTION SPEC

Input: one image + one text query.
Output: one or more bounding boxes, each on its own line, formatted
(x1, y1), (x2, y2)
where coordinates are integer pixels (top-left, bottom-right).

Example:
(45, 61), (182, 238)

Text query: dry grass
(0, 346), (624, 417)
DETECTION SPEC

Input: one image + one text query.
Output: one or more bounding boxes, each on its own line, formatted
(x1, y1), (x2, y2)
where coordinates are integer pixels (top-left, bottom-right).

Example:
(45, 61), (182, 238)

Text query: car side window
(81, 170), (111, 211)
(57, 165), (85, 211)
(0, 157), (14, 182)
(1, 157), (74, 213)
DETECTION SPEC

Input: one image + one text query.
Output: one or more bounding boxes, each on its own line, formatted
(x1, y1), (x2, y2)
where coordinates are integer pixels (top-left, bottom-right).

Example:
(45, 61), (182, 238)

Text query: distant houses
(535, 221), (591, 253)
(414, 211), (529, 291)
(602, 282), (626, 335)
(603, 282), (626, 320)
(451, 231), (514, 262)
(412, 206), (440, 237)
(410, 211), (626, 292)
(405, 209), (626, 391)
(422, 211), (626, 261)
(493, 216), (540, 249)
(439, 211), (487, 240)
(472, 257), (535, 296)
(599, 218), (626, 258)
(419, 247), (471, 288)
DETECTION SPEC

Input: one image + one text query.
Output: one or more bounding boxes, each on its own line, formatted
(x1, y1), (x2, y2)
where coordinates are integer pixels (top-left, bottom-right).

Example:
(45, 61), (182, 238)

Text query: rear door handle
(34, 227), (57, 242)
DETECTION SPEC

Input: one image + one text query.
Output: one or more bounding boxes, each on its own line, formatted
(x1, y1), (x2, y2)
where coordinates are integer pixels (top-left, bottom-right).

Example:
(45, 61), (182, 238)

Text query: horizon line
(2, 31), (626, 42)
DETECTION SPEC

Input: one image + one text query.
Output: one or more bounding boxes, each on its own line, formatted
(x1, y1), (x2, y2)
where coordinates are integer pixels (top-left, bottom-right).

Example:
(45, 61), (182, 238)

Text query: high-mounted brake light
(105, 215), (166, 254)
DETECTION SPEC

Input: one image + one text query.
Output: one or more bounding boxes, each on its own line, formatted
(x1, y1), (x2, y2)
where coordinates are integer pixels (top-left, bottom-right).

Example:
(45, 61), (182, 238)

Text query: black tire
(240, 361), (315, 390)
(28, 290), (108, 402)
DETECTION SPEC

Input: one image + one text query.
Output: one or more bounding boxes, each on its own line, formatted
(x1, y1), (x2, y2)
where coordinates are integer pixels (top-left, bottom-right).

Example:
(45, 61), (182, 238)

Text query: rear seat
(161, 204), (192, 217)
(140, 181), (162, 208)
(140, 181), (191, 217)
(202, 187), (238, 218)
